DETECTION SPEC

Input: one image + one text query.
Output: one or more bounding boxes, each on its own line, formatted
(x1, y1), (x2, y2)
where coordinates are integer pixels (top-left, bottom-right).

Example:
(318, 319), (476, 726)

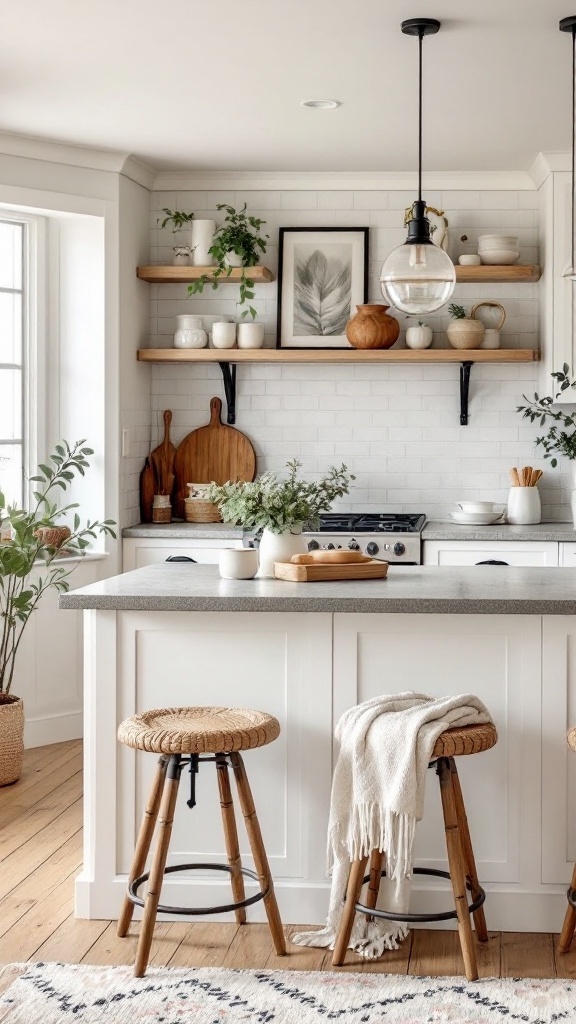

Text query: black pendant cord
(418, 29), (423, 205)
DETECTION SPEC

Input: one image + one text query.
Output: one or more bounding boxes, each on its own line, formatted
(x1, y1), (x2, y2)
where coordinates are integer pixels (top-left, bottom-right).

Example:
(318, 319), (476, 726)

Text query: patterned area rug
(1, 961), (575, 1023)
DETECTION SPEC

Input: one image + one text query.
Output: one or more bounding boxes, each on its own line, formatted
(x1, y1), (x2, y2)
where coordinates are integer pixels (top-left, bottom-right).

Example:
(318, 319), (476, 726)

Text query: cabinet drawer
(560, 543), (576, 566)
(123, 538), (235, 570)
(423, 540), (559, 567)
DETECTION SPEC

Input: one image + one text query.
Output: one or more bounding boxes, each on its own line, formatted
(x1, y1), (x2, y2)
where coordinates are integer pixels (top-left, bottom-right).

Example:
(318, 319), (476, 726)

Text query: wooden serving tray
(273, 560), (389, 582)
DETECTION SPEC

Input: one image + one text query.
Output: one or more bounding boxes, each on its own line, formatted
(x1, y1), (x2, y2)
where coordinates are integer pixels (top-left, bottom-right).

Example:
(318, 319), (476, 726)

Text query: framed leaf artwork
(276, 227), (369, 348)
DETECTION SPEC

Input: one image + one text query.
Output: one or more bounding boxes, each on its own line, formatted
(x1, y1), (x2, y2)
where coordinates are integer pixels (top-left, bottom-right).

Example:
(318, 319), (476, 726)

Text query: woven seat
(432, 722), (497, 759)
(117, 706), (280, 755)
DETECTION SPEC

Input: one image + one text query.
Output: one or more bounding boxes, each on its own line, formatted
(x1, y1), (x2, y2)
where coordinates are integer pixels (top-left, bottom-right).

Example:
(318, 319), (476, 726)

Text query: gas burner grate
(315, 513), (426, 534)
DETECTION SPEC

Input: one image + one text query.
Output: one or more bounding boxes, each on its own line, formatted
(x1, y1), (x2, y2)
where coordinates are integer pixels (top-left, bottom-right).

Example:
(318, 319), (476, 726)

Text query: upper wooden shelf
(136, 265), (275, 283)
(137, 348), (540, 364)
(454, 264), (540, 283)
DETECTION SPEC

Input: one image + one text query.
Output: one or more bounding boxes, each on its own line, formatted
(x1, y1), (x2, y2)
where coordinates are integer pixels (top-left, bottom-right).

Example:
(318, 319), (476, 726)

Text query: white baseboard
(24, 710), (83, 748)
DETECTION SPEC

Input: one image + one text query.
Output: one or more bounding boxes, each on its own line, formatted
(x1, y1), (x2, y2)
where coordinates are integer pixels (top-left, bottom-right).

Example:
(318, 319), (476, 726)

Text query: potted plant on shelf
(206, 459), (354, 577)
(0, 440), (116, 786)
(517, 363), (576, 526)
(446, 304), (485, 350)
(187, 203), (269, 323)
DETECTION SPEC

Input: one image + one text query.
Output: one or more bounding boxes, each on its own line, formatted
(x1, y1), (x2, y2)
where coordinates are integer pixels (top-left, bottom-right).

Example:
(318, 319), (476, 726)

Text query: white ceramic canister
(212, 321), (237, 349)
(257, 526), (308, 578)
(405, 323), (433, 349)
(191, 220), (216, 266)
(174, 315), (208, 349)
(507, 486), (541, 525)
(237, 322), (265, 349)
(219, 547), (259, 580)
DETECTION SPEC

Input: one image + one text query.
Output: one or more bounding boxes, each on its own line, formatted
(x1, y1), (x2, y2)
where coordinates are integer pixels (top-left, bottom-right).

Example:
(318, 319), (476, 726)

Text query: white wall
(143, 182), (571, 522)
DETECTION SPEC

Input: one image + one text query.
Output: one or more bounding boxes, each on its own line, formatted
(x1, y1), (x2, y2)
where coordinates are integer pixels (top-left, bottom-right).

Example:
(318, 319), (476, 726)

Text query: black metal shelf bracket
(219, 362), (237, 424)
(460, 361), (473, 426)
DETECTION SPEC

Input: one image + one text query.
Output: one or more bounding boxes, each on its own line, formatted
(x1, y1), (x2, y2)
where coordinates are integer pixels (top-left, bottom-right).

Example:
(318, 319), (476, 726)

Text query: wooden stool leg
(118, 754), (169, 938)
(438, 757), (479, 982)
(134, 754), (182, 978)
(230, 751), (287, 956)
(332, 856), (368, 966)
(365, 849), (384, 922)
(449, 758), (488, 943)
(216, 755), (247, 925)
(559, 863), (576, 953)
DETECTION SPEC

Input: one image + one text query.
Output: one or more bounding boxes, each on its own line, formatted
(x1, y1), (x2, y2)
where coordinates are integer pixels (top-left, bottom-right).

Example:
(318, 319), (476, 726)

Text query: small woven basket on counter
(184, 498), (222, 524)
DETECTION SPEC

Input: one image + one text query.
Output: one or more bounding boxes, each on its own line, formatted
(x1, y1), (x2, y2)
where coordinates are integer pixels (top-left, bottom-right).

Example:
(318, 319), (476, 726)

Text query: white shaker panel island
(60, 562), (576, 933)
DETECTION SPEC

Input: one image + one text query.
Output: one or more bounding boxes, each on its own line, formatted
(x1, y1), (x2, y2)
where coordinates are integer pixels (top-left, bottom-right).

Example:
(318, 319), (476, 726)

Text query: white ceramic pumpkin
(405, 322), (433, 349)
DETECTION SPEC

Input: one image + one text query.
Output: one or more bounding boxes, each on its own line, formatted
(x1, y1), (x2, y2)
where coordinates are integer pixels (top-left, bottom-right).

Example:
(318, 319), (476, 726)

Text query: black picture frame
(276, 226), (369, 349)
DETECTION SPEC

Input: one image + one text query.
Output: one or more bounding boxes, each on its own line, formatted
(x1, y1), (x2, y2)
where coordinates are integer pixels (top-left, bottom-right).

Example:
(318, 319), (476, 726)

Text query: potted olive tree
(0, 440), (115, 785)
(187, 203), (269, 324)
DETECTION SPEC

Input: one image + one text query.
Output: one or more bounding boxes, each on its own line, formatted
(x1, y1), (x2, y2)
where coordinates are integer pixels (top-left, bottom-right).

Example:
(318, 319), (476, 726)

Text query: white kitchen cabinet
(539, 169), (575, 388)
(123, 537), (234, 570)
(542, 616), (576, 884)
(423, 539), (559, 566)
(560, 542), (576, 566)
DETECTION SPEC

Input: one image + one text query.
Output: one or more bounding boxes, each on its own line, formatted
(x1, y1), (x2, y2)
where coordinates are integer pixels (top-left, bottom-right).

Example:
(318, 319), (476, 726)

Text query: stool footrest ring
(354, 867), (486, 924)
(128, 862), (269, 916)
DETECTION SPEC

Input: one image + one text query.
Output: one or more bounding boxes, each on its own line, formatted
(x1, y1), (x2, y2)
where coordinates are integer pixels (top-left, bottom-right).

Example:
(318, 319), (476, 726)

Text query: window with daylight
(0, 219), (24, 508)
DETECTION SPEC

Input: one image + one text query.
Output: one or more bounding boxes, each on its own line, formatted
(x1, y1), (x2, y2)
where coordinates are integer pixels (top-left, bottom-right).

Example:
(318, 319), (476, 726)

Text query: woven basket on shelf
(184, 499), (222, 524)
(0, 693), (24, 786)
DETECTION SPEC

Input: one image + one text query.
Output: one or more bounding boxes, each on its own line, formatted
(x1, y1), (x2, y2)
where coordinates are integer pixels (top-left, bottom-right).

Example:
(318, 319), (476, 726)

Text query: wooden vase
(345, 304), (400, 350)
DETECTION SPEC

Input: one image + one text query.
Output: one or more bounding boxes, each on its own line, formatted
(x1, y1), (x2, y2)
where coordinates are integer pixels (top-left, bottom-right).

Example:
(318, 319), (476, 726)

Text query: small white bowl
(456, 501), (496, 513)
(458, 255), (482, 266)
(478, 234), (519, 248)
(479, 250), (520, 265)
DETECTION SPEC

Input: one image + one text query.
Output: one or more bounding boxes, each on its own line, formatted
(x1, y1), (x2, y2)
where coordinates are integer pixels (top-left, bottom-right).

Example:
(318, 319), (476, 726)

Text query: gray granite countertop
(423, 521), (576, 541)
(60, 562), (576, 614)
(122, 522), (243, 539)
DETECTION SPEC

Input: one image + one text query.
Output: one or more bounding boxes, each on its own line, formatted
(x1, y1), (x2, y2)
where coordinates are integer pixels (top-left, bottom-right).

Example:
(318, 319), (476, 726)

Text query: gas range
(303, 513), (426, 564)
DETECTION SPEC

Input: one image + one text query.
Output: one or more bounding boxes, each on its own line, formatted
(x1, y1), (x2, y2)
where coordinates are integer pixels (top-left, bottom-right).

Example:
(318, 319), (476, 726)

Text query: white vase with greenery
(206, 459), (354, 578)
(0, 441), (116, 785)
(517, 363), (576, 526)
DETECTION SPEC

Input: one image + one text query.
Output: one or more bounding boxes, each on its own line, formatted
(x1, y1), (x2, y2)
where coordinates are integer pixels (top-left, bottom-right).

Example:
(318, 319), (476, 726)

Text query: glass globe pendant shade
(380, 238), (456, 315)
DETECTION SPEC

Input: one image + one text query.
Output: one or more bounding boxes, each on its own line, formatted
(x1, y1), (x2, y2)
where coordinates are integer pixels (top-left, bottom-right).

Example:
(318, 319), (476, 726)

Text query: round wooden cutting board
(173, 397), (257, 518)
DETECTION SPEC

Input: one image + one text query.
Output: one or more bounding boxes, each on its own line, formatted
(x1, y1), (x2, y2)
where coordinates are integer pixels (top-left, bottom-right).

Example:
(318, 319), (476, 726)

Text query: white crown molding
(119, 155), (155, 190)
(152, 169), (537, 192)
(0, 130), (130, 174)
(529, 151), (571, 187)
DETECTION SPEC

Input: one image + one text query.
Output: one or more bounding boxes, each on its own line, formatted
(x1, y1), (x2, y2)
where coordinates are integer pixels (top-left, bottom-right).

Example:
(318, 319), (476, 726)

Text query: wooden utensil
(274, 559), (389, 582)
(173, 397), (256, 518)
(510, 468), (520, 487)
(139, 458), (156, 523)
(150, 410), (177, 494)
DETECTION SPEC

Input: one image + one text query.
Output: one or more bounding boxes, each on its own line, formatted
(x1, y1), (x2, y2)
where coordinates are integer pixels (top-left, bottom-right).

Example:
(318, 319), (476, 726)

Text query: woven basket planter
(0, 693), (24, 786)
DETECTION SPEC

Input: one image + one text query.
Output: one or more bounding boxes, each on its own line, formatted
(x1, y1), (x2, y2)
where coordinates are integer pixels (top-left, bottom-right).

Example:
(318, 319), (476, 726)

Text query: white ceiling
(2, 0), (575, 172)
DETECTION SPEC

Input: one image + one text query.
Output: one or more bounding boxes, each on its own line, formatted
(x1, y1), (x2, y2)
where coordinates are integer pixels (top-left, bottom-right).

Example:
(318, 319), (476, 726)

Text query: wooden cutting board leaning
(173, 397), (257, 518)
(150, 409), (177, 496)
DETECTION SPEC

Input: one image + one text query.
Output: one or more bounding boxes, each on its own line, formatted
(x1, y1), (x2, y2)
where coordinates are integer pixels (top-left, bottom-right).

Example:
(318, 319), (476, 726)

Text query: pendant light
(560, 16), (576, 280)
(380, 18), (456, 315)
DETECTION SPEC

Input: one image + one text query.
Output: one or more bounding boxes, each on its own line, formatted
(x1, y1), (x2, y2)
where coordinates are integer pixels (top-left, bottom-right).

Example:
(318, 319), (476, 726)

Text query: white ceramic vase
(174, 315), (208, 349)
(237, 322), (265, 349)
(191, 220), (216, 266)
(507, 486), (541, 525)
(257, 525), (308, 578)
(225, 251), (244, 268)
(211, 322), (236, 349)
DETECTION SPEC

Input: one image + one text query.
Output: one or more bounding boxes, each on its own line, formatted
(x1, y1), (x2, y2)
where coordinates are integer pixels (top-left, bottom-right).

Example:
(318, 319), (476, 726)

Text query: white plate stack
(450, 501), (505, 525)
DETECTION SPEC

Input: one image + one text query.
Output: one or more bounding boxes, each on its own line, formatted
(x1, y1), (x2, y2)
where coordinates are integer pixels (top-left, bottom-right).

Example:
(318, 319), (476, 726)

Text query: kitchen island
(61, 563), (576, 933)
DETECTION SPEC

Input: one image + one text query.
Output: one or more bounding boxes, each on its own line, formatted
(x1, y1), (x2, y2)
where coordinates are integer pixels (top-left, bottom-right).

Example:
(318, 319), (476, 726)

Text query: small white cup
(219, 547), (259, 580)
(458, 254), (481, 266)
(212, 322), (237, 348)
(237, 322), (265, 349)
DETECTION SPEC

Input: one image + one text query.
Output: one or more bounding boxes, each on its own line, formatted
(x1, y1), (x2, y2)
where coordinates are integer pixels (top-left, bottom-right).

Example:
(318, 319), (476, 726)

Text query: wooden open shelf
(454, 264), (540, 283)
(136, 265), (275, 283)
(137, 347), (540, 364)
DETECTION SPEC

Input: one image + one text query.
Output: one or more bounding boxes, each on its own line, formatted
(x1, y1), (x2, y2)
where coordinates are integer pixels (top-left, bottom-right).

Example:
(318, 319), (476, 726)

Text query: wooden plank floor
(0, 740), (574, 977)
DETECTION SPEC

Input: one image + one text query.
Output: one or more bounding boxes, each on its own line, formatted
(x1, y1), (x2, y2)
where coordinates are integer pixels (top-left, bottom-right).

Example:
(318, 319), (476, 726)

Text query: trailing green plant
(516, 363), (576, 467)
(0, 440), (116, 694)
(206, 459), (354, 534)
(187, 203), (269, 320)
(157, 209), (195, 232)
(448, 304), (467, 319)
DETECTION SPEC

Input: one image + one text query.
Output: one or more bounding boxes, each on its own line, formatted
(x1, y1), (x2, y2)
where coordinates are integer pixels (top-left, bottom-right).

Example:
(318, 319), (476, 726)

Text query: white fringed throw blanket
(292, 691), (492, 959)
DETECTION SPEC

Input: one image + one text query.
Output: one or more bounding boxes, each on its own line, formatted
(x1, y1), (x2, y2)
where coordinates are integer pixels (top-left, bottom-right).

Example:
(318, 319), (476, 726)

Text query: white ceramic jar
(191, 220), (216, 266)
(405, 323), (433, 349)
(212, 322), (237, 348)
(219, 547), (259, 580)
(174, 315), (208, 349)
(507, 487), (541, 525)
(237, 322), (265, 349)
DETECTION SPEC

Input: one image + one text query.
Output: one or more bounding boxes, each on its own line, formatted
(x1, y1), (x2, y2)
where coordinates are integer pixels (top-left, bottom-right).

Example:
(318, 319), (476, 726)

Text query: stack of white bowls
(450, 500), (505, 525)
(477, 235), (519, 266)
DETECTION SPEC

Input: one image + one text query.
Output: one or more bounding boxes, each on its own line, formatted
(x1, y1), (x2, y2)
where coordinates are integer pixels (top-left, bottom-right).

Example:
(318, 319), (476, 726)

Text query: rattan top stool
(332, 721), (498, 982)
(117, 705), (287, 977)
(558, 727), (576, 955)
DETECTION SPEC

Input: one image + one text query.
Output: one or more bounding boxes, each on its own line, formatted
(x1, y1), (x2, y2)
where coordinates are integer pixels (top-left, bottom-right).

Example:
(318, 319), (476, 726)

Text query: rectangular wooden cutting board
(273, 560), (389, 582)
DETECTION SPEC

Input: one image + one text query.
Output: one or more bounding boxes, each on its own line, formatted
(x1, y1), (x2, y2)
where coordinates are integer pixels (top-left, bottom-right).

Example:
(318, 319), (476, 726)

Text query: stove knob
(366, 541), (379, 556)
(393, 542), (406, 557)
(307, 539), (320, 551)
(348, 539), (360, 551)
(326, 543), (335, 550)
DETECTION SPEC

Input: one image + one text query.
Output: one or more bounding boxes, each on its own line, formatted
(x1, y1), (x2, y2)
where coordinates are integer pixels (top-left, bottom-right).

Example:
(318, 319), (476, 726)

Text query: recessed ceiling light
(301, 99), (341, 109)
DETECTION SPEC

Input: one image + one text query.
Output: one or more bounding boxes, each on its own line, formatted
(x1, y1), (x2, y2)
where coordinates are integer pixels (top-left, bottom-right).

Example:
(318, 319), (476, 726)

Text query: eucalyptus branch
(516, 363), (576, 467)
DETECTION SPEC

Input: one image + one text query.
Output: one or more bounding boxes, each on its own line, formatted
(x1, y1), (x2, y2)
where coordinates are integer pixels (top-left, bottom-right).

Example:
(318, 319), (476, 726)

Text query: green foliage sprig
(448, 304), (467, 319)
(0, 440), (116, 694)
(187, 203), (269, 320)
(516, 363), (576, 467)
(157, 209), (194, 231)
(206, 459), (354, 534)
